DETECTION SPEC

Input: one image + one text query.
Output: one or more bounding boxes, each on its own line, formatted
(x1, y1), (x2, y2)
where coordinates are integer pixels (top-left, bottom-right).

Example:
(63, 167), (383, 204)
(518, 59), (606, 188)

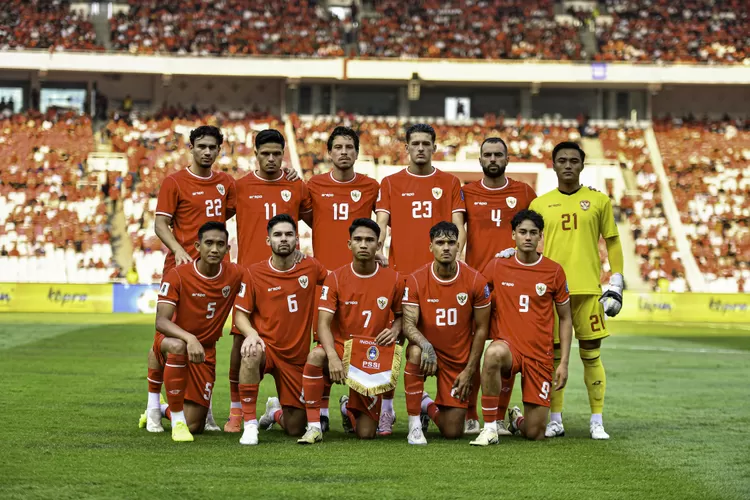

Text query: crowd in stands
(598, 126), (689, 291)
(655, 118), (749, 293)
(2, 0), (748, 64)
(0, 0), (100, 52)
(596, 0), (749, 64)
(0, 110), (114, 283)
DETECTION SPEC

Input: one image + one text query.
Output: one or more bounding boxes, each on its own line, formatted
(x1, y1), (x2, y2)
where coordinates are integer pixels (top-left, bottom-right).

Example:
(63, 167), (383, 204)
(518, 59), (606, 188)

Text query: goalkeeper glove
(599, 273), (624, 317)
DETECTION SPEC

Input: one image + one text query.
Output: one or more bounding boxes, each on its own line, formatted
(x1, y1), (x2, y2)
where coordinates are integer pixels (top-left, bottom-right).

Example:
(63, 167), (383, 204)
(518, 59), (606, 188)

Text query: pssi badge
(367, 345), (380, 362)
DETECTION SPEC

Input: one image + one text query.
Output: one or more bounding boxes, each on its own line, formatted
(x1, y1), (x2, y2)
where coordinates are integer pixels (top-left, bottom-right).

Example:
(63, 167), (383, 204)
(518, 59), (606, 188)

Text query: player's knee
(525, 426), (546, 441)
(284, 417), (306, 437)
(356, 427), (376, 440)
(579, 339), (601, 350)
(441, 425), (464, 440)
(166, 339), (187, 355)
(188, 420), (204, 435)
(306, 347), (327, 367)
(484, 342), (508, 369)
(240, 350), (262, 369)
(406, 344), (422, 364)
(355, 417), (377, 440)
(147, 349), (160, 367)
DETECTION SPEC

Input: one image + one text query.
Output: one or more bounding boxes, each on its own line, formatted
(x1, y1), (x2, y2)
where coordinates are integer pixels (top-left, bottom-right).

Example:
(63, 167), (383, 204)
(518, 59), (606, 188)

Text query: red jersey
(463, 178), (537, 272)
(307, 171), (380, 270)
(482, 255), (569, 365)
(235, 171), (312, 267)
(155, 168), (237, 273)
(235, 258), (327, 365)
(375, 168), (465, 275)
(157, 261), (249, 346)
(404, 262), (490, 367)
(318, 264), (404, 349)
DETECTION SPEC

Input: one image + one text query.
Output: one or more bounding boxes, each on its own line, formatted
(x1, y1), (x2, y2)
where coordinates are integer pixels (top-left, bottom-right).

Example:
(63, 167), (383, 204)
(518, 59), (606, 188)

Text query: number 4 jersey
(155, 168), (237, 274)
(482, 255), (569, 365)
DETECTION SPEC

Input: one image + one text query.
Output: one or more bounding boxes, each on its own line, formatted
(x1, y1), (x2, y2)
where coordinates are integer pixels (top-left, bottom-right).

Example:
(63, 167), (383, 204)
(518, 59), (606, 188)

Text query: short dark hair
(480, 137), (508, 155)
(429, 221), (459, 241)
(198, 221), (229, 241)
(327, 126), (360, 153)
(190, 125), (223, 147)
(255, 129), (285, 150)
(405, 123), (436, 144)
(511, 209), (544, 232)
(267, 213), (296, 234)
(349, 218), (380, 239)
(552, 141), (585, 163)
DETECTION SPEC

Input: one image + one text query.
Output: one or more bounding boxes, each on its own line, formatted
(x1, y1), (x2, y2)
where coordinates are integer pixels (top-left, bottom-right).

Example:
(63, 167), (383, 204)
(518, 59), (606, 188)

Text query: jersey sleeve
(528, 196), (540, 214)
(234, 268), (255, 313)
(452, 177), (466, 213)
(552, 266), (571, 305)
(375, 177), (391, 214)
(299, 181), (313, 214)
(225, 177), (237, 218)
(318, 272), (339, 314)
(526, 184), (538, 205)
(155, 176), (179, 218)
(314, 259), (328, 285)
(472, 273), (492, 309)
(157, 268), (182, 306)
(481, 259), (496, 288)
(403, 274), (420, 307)
(599, 196), (619, 239)
(391, 274), (405, 314)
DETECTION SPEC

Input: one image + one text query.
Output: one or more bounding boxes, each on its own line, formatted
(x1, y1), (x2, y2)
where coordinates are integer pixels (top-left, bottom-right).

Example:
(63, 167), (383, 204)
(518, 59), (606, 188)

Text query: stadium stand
(654, 119), (749, 292)
(0, 111), (114, 283)
(0, 0), (100, 52)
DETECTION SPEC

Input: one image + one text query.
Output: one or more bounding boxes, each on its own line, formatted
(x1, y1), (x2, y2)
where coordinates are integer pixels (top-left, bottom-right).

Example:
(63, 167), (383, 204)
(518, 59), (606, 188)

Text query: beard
(272, 245), (294, 257)
(482, 163), (506, 178)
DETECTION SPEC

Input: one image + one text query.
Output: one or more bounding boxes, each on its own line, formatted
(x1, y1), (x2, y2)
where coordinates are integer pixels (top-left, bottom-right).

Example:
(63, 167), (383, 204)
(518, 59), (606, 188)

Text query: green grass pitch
(1, 313), (749, 499)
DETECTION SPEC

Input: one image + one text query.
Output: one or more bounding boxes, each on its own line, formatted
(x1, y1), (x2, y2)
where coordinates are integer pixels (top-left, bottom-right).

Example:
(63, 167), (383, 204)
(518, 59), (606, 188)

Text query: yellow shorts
(554, 295), (609, 343)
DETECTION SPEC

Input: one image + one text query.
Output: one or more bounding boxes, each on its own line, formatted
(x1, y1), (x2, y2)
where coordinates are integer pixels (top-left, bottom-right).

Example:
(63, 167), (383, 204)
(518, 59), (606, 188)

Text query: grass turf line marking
(607, 345), (747, 355)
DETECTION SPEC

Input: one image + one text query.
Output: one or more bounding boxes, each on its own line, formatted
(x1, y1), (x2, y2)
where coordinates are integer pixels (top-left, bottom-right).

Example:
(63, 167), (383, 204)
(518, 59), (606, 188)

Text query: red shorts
(153, 333), (217, 408)
(433, 356), (472, 409)
(504, 344), (553, 408)
(262, 347), (304, 409)
(317, 345), (381, 422)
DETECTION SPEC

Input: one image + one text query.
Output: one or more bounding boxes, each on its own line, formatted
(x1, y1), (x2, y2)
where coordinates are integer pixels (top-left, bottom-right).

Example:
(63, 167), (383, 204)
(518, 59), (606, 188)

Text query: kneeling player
(147, 222), (261, 442)
(232, 214), (328, 445)
(402, 222), (491, 445)
(471, 210), (572, 445)
(298, 218), (405, 444)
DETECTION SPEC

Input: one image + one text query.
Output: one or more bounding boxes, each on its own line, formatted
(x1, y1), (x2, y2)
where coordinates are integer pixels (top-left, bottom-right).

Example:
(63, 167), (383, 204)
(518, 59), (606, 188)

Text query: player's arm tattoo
(402, 304), (435, 359)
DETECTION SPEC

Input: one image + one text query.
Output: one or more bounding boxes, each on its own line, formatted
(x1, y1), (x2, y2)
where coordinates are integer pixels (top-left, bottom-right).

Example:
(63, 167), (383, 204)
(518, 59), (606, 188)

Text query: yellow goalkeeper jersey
(529, 186), (618, 295)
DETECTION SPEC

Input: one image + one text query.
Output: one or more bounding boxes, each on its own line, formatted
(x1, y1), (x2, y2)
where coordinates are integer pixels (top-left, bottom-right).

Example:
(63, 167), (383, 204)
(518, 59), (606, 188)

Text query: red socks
(497, 373), (515, 420)
(481, 395), (498, 424)
(238, 383), (259, 422)
(404, 362), (424, 416)
(229, 368), (240, 406)
(321, 382), (331, 411)
(147, 368), (163, 394)
(164, 353), (188, 413)
(302, 364), (325, 424)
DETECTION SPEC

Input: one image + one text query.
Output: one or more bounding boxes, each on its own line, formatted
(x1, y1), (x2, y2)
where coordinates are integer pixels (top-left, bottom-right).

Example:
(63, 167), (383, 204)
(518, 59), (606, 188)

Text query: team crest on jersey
(580, 200), (590, 211)
(377, 297), (388, 310)
(298, 276), (309, 289)
(535, 283), (547, 296)
(367, 345), (380, 362)
(281, 190), (292, 202)
(456, 292), (468, 306)
(351, 190), (362, 202)
(506, 196), (517, 208)
(432, 187), (443, 200)
(216, 184), (225, 196)
(222, 285), (231, 298)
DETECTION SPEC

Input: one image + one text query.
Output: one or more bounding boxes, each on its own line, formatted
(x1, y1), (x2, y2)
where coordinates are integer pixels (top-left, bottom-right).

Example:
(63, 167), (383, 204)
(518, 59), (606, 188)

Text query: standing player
(232, 214), (327, 445)
(401, 222), (491, 445)
(374, 123), (466, 435)
(225, 129), (312, 433)
(143, 125), (237, 432)
(298, 218), (404, 444)
(146, 222), (261, 442)
(461, 136), (537, 434)
(528, 142), (624, 440)
(470, 210), (573, 445)
(306, 126), (380, 430)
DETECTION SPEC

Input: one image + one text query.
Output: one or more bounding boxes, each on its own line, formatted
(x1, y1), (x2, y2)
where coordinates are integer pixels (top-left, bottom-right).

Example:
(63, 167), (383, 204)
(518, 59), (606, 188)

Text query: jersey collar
(557, 185), (583, 196)
(480, 177), (509, 191)
(430, 261), (460, 284)
(268, 257), (297, 273)
(330, 171), (358, 184)
(350, 263), (379, 278)
(514, 254), (543, 267)
(193, 260), (223, 279)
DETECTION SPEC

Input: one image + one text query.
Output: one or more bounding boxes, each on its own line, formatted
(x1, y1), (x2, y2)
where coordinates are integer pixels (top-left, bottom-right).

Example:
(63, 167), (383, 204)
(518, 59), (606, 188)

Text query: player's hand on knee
(419, 341), (437, 376)
(554, 362), (569, 391)
(375, 327), (398, 346)
(186, 337), (205, 364)
(174, 248), (193, 266)
(451, 369), (472, 401)
(241, 334), (265, 358)
(282, 166), (300, 181)
(599, 273), (624, 317)
(328, 356), (346, 384)
(495, 247), (515, 259)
